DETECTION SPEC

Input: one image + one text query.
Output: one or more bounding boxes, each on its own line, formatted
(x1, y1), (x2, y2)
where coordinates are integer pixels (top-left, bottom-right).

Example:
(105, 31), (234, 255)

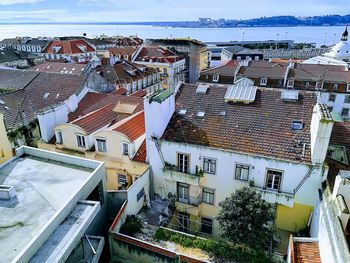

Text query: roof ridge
(111, 110), (144, 131)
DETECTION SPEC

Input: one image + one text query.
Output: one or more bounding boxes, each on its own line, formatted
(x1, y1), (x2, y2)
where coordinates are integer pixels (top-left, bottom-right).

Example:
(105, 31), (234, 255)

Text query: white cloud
(0, 0), (43, 4)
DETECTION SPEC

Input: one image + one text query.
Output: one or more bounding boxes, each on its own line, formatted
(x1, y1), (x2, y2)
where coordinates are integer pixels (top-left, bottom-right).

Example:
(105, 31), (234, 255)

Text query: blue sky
(0, 0), (349, 22)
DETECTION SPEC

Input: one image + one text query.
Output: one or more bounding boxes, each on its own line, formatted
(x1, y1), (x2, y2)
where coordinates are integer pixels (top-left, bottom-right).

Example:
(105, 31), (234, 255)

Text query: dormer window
(347, 83), (350, 92)
(122, 142), (129, 156)
(76, 134), (86, 148)
(260, 77), (268, 86)
(305, 82), (310, 88)
(56, 131), (63, 144)
(333, 83), (339, 90)
(287, 79), (294, 88)
(316, 81), (323, 90)
(291, 120), (303, 130)
(213, 75), (220, 82)
(52, 46), (61, 54)
(96, 138), (107, 152)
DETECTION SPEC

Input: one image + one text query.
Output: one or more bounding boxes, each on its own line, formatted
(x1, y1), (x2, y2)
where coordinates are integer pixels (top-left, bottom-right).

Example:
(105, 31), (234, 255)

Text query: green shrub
(120, 215), (143, 237)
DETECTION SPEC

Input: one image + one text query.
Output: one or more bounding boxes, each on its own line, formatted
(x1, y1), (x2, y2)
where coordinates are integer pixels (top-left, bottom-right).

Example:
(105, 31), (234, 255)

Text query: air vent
(282, 90), (299, 101)
(0, 185), (17, 200)
(292, 120), (303, 130)
(196, 85), (209, 94)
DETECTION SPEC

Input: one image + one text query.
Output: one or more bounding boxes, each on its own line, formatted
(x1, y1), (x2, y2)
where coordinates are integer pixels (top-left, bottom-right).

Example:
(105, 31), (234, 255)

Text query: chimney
(310, 103), (334, 164)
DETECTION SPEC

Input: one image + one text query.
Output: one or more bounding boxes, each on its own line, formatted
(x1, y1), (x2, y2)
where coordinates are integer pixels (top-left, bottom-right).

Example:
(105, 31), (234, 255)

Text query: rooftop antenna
(341, 25), (348, 41)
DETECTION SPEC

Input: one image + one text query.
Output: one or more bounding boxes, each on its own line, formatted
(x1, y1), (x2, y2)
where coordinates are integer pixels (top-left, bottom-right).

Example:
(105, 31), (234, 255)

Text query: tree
(217, 187), (275, 251)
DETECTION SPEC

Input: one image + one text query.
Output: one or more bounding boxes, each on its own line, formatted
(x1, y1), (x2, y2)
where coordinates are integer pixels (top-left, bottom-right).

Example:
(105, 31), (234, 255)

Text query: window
(213, 75), (220, 82)
(201, 217), (213, 235)
(345, 95), (350, 104)
(292, 120), (303, 130)
(341, 108), (349, 117)
(347, 83), (350, 92)
(178, 153), (190, 173)
(305, 82), (310, 88)
(177, 182), (189, 203)
(329, 93), (336, 102)
(203, 158), (216, 174)
(122, 142), (129, 156)
(316, 82), (323, 90)
(260, 77), (267, 86)
(235, 164), (249, 181)
(76, 134), (86, 148)
(163, 68), (167, 75)
(56, 131), (63, 144)
(265, 169), (282, 191)
(333, 84), (339, 90)
(328, 106), (333, 112)
(96, 138), (107, 152)
(202, 188), (215, 205)
(118, 174), (127, 185)
(254, 56), (260, 61)
(287, 79), (294, 88)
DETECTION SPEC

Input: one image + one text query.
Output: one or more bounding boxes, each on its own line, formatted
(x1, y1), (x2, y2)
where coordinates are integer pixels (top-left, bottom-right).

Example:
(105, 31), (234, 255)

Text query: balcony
(162, 164), (201, 186)
(176, 195), (201, 216)
(254, 186), (294, 207)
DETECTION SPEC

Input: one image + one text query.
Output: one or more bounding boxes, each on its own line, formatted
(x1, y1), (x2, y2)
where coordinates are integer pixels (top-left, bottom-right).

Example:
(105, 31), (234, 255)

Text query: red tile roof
(43, 39), (95, 55)
(134, 46), (185, 63)
(330, 121), (350, 148)
(29, 62), (86, 75)
(130, 89), (147, 98)
(133, 139), (147, 162)
(293, 241), (321, 263)
(112, 87), (128, 95)
(113, 111), (145, 141)
(162, 83), (316, 164)
(70, 103), (116, 134)
(68, 92), (144, 121)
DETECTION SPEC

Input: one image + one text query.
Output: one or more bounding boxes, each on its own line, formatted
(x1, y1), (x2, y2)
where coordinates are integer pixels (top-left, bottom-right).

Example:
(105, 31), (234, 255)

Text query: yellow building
(0, 113), (13, 164)
(39, 93), (149, 191)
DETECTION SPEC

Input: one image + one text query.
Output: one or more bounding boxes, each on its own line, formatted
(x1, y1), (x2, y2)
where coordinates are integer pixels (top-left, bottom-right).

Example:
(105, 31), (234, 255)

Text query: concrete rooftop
(0, 155), (94, 263)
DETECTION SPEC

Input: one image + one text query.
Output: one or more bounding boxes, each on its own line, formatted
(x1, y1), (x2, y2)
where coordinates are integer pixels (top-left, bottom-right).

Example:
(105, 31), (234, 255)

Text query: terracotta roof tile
(113, 111), (145, 141)
(294, 241), (321, 263)
(162, 83), (316, 164)
(330, 121), (350, 148)
(70, 104), (116, 134)
(43, 39), (95, 55)
(134, 46), (185, 63)
(29, 62), (86, 75)
(130, 89), (147, 97)
(133, 139), (147, 162)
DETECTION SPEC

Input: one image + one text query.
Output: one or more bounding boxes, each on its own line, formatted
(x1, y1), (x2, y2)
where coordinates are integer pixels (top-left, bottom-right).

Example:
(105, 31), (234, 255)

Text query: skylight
(196, 85), (209, 94)
(292, 120), (303, 130)
(178, 109), (187, 115)
(196, 111), (205, 117)
(219, 111), (226, 116)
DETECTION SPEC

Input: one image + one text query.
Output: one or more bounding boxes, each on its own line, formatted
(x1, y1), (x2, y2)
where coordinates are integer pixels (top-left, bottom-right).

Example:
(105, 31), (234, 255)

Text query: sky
(0, 0), (349, 22)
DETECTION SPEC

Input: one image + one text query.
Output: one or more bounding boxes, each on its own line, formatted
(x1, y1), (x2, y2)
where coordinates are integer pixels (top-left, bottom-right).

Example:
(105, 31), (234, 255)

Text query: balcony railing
(162, 164), (202, 186)
(177, 195), (201, 207)
(253, 185), (294, 207)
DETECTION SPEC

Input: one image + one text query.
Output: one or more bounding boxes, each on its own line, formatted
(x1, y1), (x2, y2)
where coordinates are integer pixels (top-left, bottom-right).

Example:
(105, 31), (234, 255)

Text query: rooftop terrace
(0, 146), (104, 263)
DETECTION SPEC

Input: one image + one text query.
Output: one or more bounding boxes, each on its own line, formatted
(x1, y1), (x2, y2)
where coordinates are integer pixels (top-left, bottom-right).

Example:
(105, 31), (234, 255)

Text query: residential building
(95, 61), (162, 94)
(132, 46), (186, 90)
(198, 59), (350, 118)
(111, 36), (143, 47)
(0, 113), (12, 163)
(0, 69), (113, 161)
(0, 36), (51, 53)
(107, 47), (138, 63)
(221, 45), (263, 62)
(145, 38), (208, 83)
(84, 37), (116, 50)
(38, 92), (149, 191)
(0, 47), (30, 68)
(29, 61), (88, 75)
(0, 146), (107, 263)
(43, 39), (96, 62)
(145, 81), (333, 235)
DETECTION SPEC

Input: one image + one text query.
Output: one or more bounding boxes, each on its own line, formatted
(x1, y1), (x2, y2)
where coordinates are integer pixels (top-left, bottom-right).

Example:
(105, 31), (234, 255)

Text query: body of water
(0, 24), (346, 47)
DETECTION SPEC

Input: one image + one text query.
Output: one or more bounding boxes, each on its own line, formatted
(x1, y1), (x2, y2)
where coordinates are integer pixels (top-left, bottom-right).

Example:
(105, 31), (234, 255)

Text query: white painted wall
(150, 140), (323, 208)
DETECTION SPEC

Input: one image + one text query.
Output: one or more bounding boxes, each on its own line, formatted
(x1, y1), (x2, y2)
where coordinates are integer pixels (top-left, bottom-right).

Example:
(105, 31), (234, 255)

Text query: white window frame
(202, 188), (215, 205)
(305, 82), (310, 88)
(316, 81), (323, 90)
(55, 130), (63, 145)
(265, 169), (283, 191)
(333, 83), (339, 90)
(177, 182), (189, 203)
(347, 83), (350, 92)
(287, 79), (295, 88)
(96, 138), (107, 152)
(118, 174), (127, 185)
(260, 77), (268, 86)
(177, 153), (190, 174)
(212, 75), (220, 82)
(76, 134), (86, 148)
(203, 158), (216, 174)
(235, 164), (250, 181)
(122, 142), (129, 156)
